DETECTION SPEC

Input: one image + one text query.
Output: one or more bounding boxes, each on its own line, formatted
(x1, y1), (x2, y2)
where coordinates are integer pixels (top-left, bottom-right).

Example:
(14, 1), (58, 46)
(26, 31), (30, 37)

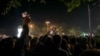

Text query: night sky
(0, 0), (100, 36)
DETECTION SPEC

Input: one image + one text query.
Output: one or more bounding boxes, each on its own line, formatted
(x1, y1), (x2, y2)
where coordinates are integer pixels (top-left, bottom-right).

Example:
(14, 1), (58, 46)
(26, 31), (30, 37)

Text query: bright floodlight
(17, 26), (23, 38)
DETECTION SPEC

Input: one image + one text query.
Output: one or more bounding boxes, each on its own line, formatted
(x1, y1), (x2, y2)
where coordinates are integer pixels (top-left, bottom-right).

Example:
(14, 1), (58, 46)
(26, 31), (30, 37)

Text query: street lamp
(88, 4), (91, 35)
(45, 21), (50, 32)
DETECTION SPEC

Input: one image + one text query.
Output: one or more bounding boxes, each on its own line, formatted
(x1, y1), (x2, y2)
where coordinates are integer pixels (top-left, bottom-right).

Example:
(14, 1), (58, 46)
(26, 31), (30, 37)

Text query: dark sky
(0, 0), (100, 36)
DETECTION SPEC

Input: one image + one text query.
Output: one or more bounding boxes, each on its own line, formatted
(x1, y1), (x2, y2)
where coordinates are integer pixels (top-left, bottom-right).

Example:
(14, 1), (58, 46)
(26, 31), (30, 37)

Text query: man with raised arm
(16, 11), (31, 56)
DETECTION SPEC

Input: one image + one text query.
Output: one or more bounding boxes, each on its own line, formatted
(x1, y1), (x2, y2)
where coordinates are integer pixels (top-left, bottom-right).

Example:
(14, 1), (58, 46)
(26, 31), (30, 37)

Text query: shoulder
(59, 48), (69, 56)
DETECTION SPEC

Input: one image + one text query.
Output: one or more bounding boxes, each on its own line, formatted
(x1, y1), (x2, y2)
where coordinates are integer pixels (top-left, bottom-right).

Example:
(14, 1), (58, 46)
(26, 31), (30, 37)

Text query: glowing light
(2, 34), (9, 39)
(50, 30), (54, 35)
(45, 21), (50, 25)
(17, 26), (23, 38)
(62, 32), (65, 35)
(81, 32), (88, 37)
(29, 24), (34, 29)
(45, 21), (50, 32)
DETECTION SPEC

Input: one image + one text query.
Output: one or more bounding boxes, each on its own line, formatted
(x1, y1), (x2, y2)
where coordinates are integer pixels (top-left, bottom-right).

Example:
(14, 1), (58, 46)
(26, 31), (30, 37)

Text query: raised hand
(22, 11), (31, 25)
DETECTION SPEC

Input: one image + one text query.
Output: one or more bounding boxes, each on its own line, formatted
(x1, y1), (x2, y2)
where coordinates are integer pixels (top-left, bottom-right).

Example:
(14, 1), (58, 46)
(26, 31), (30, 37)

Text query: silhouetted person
(52, 35), (69, 56)
(74, 37), (89, 56)
(0, 37), (13, 56)
(34, 35), (53, 56)
(15, 11), (31, 56)
(80, 49), (100, 56)
(61, 39), (72, 56)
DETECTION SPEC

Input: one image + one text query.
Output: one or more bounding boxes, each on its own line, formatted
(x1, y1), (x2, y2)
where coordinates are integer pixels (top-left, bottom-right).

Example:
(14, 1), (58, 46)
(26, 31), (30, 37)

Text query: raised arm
(20, 11), (31, 39)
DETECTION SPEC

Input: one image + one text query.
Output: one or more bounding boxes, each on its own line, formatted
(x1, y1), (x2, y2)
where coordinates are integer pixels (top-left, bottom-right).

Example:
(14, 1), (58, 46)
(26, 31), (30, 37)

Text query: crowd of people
(0, 12), (100, 56)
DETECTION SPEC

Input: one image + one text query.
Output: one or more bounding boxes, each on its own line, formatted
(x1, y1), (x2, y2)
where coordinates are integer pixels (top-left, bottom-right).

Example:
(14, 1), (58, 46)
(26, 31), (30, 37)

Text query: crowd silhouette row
(0, 12), (100, 56)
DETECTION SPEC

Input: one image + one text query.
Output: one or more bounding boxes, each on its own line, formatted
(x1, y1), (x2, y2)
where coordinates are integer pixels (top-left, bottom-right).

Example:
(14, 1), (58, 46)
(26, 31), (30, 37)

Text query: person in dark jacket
(80, 49), (100, 56)
(15, 11), (31, 56)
